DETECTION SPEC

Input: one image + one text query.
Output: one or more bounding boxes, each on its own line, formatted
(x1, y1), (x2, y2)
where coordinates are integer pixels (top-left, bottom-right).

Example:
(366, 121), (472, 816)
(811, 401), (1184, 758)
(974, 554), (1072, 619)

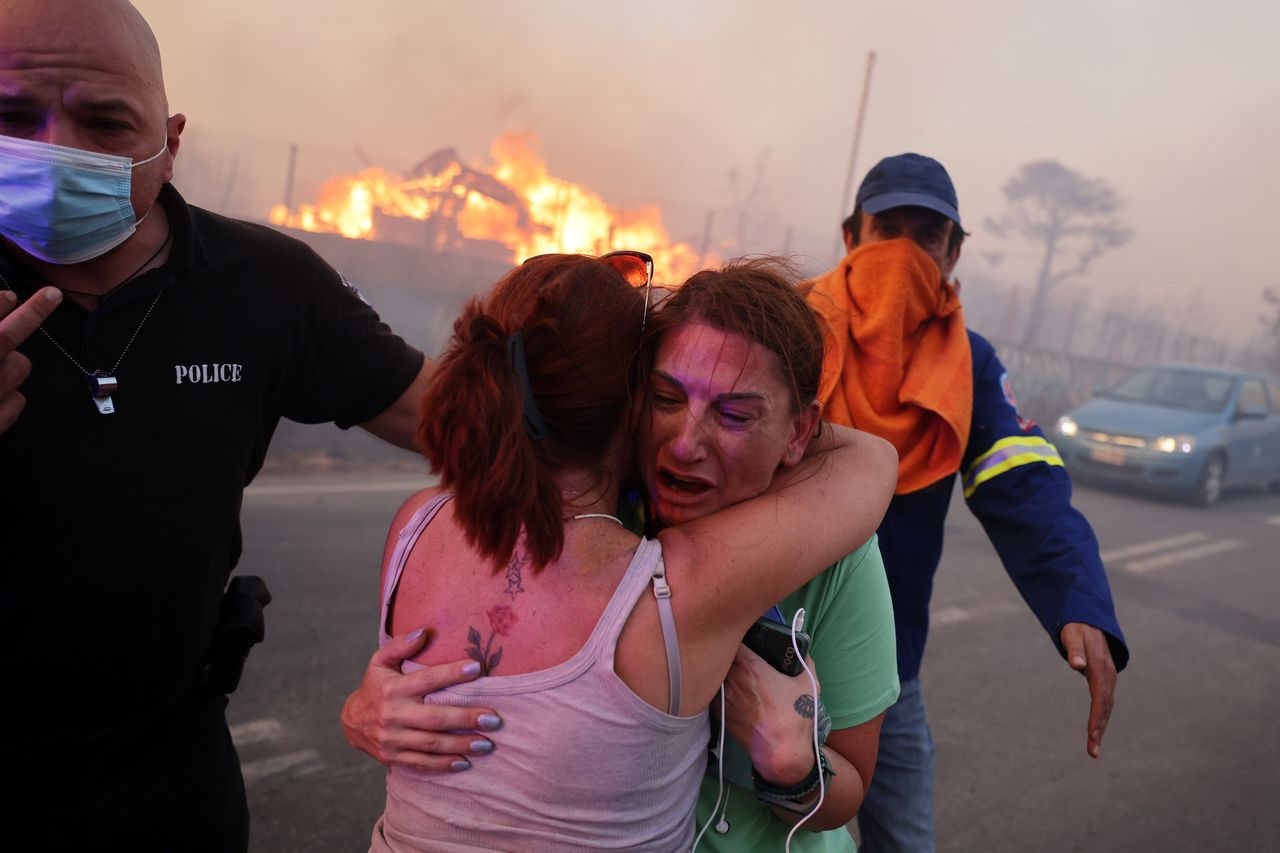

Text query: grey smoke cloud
(136, 0), (1280, 340)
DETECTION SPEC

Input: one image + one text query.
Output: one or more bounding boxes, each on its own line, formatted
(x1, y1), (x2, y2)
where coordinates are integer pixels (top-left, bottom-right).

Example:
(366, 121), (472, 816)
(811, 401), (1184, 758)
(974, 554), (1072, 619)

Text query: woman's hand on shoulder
(342, 627), (503, 772)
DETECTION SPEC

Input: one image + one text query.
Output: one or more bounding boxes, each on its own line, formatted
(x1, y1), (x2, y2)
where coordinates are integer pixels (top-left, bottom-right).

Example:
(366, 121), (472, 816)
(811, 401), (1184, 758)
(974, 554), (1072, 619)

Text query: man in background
(805, 152), (1129, 851)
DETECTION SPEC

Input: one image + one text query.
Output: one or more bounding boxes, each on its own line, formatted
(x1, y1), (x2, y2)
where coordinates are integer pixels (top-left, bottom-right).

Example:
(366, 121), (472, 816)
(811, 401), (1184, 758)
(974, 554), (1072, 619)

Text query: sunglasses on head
(599, 250), (654, 333)
(522, 250), (655, 333)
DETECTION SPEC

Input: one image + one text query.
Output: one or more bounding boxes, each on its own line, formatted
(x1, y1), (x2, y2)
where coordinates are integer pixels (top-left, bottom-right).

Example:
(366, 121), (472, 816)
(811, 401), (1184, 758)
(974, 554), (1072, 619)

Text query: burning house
(258, 132), (703, 469)
(269, 131), (702, 296)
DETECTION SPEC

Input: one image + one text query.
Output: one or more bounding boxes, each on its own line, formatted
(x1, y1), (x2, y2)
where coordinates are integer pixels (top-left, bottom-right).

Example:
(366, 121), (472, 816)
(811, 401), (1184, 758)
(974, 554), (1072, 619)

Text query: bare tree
(986, 161), (1132, 347)
(723, 149), (780, 252)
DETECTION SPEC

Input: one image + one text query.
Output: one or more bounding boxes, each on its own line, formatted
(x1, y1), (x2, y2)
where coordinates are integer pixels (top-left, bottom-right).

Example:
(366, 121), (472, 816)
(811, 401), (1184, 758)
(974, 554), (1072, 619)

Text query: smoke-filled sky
(135, 0), (1279, 341)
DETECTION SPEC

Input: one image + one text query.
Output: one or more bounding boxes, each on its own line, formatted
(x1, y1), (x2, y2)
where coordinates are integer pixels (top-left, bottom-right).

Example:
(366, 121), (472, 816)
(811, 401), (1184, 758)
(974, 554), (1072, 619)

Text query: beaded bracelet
(751, 747), (835, 811)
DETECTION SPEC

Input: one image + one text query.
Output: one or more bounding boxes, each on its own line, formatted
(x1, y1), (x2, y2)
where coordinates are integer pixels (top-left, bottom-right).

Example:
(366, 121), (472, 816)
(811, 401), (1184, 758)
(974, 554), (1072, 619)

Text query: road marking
(1100, 532), (1210, 562)
(931, 601), (1019, 627)
(932, 606), (971, 626)
(230, 719), (283, 747)
(1124, 538), (1243, 573)
(245, 479), (426, 497)
(241, 749), (322, 784)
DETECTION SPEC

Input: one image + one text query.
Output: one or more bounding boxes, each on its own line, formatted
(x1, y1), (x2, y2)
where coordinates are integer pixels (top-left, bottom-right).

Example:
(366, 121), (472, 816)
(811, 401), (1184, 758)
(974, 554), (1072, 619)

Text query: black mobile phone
(742, 617), (810, 677)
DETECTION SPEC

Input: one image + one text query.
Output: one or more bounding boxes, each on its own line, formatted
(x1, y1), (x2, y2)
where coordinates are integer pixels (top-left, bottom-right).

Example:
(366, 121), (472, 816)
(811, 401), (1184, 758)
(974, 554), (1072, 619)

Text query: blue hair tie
(506, 330), (547, 441)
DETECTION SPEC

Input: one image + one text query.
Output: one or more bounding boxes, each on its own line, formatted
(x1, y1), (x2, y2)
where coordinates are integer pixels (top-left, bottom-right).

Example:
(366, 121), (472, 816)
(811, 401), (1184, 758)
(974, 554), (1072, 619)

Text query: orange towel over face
(807, 238), (973, 494)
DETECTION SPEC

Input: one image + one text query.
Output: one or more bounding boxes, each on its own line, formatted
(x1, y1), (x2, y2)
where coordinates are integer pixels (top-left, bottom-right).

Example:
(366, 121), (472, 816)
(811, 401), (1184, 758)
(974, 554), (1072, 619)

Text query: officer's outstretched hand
(1060, 622), (1117, 759)
(341, 628), (503, 772)
(0, 287), (61, 434)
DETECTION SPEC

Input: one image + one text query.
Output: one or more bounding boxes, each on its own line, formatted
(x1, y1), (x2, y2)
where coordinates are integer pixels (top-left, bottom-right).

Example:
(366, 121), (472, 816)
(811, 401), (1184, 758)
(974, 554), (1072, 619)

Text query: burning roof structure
(269, 131), (704, 282)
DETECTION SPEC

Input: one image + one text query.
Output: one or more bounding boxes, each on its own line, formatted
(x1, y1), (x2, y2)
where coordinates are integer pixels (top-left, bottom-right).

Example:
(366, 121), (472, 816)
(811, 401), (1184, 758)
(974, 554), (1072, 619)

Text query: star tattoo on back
(503, 547), (528, 600)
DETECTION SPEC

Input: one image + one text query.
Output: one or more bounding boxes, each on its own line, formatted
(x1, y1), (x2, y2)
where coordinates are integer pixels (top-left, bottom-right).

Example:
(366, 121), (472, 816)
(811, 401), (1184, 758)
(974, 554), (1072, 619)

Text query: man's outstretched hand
(1060, 622), (1117, 759)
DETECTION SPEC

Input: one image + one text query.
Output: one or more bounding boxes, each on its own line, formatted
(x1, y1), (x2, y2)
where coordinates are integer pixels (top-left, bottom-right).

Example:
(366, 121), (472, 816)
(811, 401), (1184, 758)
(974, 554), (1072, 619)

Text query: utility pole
(697, 209), (716, 268)
(835, 51), (876, 264)
(283, 143), (298, 212)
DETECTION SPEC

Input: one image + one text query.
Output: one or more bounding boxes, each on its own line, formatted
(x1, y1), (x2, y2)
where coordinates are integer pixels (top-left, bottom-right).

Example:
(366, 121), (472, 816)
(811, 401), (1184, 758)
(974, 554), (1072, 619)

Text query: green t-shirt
(693, 536), (899, 851)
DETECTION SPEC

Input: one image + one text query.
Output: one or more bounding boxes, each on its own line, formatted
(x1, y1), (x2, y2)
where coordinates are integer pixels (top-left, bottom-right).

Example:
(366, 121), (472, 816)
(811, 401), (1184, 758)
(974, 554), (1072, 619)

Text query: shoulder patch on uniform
(338, 272), (371, 306)
(999, 370), (1036, 432)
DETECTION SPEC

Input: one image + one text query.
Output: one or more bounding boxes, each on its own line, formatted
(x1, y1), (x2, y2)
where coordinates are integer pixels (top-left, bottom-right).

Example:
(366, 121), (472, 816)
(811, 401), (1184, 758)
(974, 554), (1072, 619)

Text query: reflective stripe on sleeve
(963, 435), (1064, 498)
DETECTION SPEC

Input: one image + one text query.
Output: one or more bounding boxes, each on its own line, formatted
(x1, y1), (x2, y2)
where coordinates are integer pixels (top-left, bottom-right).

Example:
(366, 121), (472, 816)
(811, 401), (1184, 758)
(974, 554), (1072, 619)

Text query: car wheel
(1193, 452), (1226, 506)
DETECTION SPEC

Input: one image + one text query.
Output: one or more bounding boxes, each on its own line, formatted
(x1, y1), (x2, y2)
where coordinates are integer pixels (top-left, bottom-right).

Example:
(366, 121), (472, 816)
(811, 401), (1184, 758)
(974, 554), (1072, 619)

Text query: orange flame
(269, 131), (705, 283)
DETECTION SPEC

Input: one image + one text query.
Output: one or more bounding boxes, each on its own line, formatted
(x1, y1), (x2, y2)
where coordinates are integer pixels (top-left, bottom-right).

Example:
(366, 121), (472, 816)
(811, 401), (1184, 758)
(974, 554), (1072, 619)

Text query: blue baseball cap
(855, 153), (961, 226)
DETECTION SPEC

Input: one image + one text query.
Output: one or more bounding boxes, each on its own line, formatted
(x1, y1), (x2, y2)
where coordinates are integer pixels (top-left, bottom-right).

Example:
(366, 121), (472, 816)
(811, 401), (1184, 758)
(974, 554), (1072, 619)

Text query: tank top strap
(378, 492), (454, 646)
(590, 538), (683, 715)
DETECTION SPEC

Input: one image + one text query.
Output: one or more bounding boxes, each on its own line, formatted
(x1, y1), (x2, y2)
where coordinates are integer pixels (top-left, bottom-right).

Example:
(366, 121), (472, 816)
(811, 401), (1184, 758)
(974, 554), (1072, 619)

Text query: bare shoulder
(380, 486), (446, 577)
(389, 486), (446, 532)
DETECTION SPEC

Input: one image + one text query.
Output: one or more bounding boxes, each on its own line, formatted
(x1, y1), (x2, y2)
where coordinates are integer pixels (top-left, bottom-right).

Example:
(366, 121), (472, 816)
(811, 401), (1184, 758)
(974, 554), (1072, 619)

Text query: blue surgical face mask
(0, 136), (168, 265)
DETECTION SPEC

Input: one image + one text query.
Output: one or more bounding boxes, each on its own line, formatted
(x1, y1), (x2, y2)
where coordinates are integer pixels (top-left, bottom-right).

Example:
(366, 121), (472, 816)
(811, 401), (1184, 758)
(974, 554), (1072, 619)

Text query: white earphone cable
(691, 686), (727, 851)
(785, 608), (824, 853)
(694, 609), (825, 853)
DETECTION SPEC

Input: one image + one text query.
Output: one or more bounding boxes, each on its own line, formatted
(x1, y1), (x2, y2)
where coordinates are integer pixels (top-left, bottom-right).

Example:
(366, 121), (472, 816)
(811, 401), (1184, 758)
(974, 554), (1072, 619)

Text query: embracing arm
(340, 487), (504, 771)
(341, 628), (502, 771)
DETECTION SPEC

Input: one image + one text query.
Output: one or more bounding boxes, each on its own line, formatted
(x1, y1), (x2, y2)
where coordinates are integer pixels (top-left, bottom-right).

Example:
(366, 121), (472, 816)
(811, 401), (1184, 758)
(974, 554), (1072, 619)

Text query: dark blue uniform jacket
(878, 330), (1130, 681)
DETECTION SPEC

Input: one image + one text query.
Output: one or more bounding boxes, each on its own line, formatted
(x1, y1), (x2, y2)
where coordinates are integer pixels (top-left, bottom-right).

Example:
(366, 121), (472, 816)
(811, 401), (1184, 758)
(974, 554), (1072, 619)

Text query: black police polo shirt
(0, 185), (424, 738)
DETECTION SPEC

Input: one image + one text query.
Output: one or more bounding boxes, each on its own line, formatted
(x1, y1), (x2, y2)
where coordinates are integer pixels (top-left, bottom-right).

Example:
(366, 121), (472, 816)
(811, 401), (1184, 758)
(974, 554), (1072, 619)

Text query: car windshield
(1103, 368), (1234, 413)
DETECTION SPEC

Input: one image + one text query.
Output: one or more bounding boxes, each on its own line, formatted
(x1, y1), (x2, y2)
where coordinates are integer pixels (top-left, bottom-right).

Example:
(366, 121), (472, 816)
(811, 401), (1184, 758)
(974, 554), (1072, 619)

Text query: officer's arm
(359, 359), (436, 450)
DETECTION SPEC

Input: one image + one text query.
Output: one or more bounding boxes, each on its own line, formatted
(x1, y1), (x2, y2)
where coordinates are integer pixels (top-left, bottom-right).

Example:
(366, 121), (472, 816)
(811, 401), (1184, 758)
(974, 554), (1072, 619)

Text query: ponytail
(417, 255), (644, 572)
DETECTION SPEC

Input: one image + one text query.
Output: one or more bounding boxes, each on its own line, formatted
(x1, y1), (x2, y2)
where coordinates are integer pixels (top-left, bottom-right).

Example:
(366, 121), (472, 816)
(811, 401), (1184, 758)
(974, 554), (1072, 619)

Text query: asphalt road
(231, 469), (1280, 852)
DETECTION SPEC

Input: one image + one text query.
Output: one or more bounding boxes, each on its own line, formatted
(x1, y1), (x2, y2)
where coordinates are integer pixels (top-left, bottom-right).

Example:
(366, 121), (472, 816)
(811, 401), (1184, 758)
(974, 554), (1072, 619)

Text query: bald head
(0, 0), (185, 254)
(0, 0), (168, 117)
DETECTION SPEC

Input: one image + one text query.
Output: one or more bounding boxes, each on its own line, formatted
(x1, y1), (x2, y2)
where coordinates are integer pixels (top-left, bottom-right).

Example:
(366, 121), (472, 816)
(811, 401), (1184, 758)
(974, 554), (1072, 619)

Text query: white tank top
(370, 493), (709, 852)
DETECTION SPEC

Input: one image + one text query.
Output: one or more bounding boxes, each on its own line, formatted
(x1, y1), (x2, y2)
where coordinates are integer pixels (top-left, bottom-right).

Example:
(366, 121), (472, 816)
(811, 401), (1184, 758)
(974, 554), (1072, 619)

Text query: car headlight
(1056, 416), (1078, 437)
(1151, 434), (1195, 453)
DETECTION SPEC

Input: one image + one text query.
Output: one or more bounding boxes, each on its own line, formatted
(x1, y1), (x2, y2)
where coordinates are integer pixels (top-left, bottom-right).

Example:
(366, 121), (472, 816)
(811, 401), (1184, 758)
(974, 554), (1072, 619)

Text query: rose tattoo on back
(467, 604), (518, 675)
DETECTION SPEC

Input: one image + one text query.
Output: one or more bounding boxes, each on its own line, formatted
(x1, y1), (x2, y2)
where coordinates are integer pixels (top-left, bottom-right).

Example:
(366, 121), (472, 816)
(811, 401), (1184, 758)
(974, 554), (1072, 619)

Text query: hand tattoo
(794, 694), (833, 743)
